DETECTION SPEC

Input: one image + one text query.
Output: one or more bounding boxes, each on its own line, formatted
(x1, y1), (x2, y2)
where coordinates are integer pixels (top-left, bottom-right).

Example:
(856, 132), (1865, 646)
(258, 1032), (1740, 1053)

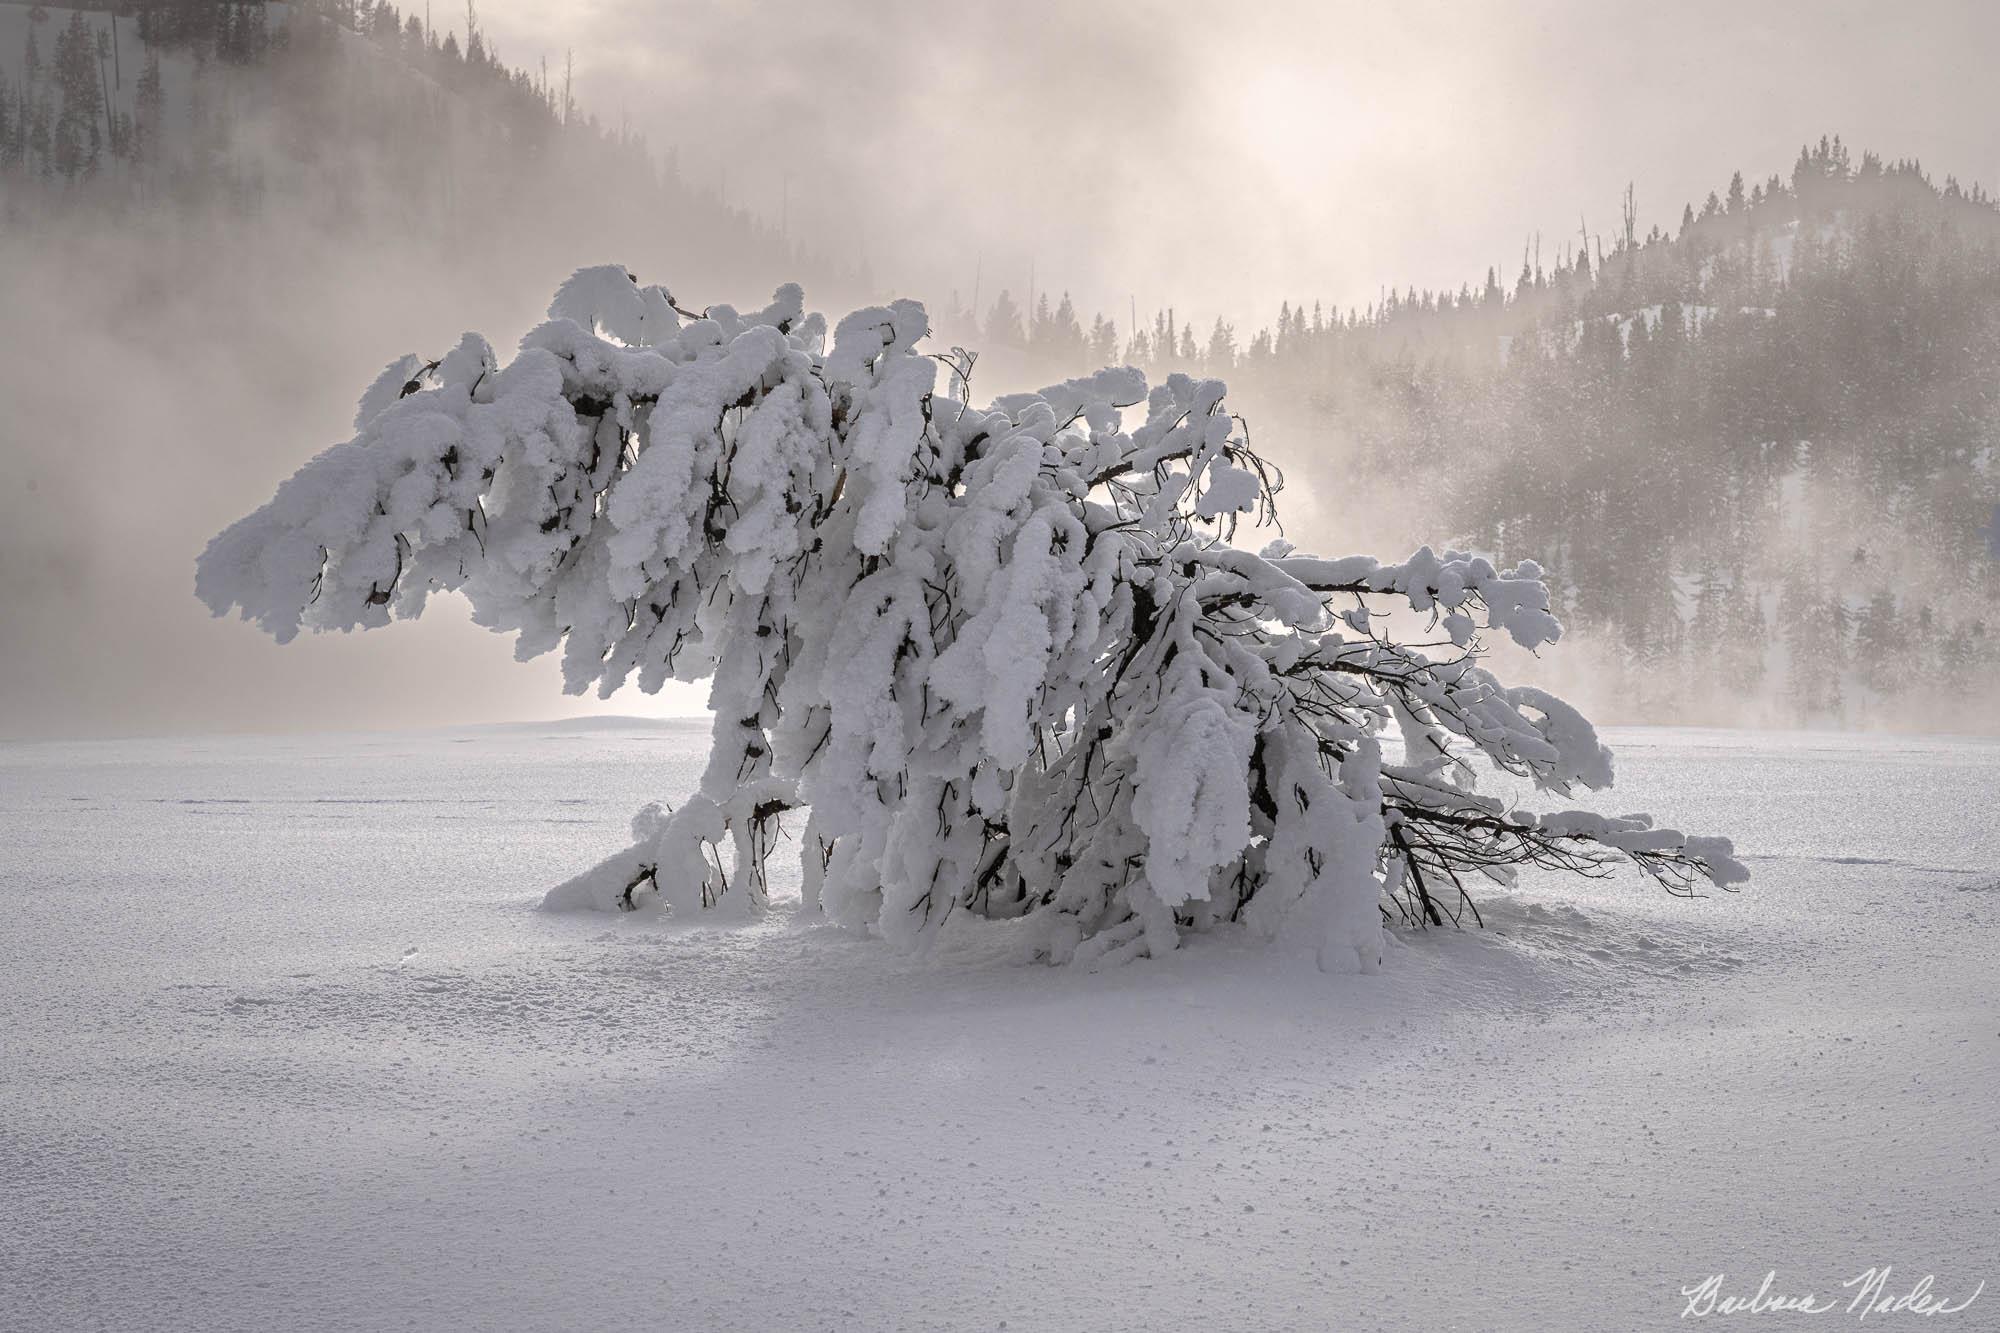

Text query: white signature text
(1680, 1268), (1984, 1320)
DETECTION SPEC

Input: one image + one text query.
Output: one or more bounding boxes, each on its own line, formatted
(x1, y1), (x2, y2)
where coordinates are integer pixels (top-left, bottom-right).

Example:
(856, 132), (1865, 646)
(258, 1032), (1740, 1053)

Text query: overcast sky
(479, 0), (2000, 328)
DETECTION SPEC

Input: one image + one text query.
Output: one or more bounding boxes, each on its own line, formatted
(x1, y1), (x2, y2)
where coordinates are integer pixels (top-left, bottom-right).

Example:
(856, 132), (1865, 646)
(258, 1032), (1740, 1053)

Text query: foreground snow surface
(3, 724), (1996, 1332)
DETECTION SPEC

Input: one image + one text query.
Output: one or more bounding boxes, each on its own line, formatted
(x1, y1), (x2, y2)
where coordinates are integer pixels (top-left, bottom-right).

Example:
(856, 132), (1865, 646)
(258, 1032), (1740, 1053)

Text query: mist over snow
(1, 1), (842, 738)
(474, 0), (2000, 330)
(4, 1), (2000, 736)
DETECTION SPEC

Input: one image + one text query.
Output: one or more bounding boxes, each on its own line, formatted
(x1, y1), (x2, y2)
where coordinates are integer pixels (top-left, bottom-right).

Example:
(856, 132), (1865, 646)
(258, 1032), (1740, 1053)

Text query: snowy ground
(3, 723), (1995, 1331)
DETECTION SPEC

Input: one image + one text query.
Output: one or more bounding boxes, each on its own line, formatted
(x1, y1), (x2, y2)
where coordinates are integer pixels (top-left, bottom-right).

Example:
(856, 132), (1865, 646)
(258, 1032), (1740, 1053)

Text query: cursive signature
(1680, 1268), (1985, 1319)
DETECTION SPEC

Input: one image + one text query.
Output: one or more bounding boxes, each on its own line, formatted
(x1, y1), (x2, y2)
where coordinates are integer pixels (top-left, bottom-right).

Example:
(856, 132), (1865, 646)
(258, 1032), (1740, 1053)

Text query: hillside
(1310, 148), (2000, 730)
(0, 1), (851, 301)
(932, 139), (2000, 730)
(0, 1), (856, 738)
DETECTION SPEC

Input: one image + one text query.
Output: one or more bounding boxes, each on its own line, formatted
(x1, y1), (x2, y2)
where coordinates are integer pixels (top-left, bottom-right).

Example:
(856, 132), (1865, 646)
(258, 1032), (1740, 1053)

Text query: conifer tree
(985, 289), (1025, 347)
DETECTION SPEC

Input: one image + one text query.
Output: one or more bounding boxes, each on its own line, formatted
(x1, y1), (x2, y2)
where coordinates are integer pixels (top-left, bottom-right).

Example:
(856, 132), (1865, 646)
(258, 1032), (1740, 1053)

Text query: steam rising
(4, 0), (1999, 738)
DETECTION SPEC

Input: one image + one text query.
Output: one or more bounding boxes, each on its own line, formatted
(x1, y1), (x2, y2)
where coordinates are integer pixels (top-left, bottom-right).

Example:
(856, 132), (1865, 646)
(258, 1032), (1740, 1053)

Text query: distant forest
(0, 0), (848, 297)
(5, 5), (1995, 727)
(933, 141), (2000, 728)
(3, 0), (615, 193)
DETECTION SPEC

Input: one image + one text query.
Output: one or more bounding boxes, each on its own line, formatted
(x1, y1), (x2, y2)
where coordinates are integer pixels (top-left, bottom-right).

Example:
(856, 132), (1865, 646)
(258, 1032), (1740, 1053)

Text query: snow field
(2, 723), (1995, 1331)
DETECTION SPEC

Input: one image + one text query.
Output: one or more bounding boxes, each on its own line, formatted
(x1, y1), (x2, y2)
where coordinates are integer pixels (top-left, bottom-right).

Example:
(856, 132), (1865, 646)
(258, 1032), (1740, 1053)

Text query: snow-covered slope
(3, 725), (1995, 1330)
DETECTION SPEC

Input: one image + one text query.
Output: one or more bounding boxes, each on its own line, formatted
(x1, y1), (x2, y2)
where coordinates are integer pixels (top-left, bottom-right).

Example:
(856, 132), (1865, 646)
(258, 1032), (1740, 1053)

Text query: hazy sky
(478, 0), (2000, 329)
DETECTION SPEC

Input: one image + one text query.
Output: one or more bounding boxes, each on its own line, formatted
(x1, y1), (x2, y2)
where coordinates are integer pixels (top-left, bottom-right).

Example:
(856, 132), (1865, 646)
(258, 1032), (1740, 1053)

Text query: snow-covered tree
(197, 268), (1745, 971)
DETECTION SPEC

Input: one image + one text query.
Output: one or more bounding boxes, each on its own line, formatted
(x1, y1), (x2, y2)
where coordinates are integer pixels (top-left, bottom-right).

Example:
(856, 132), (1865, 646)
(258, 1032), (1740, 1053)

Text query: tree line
(0, 0), (851, 301)
(933, 139), (2000, 727)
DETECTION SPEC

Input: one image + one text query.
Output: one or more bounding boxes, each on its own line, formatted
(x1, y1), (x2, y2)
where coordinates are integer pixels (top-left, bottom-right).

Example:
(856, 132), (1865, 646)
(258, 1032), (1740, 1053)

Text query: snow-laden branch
(197, 267), (1746, 971)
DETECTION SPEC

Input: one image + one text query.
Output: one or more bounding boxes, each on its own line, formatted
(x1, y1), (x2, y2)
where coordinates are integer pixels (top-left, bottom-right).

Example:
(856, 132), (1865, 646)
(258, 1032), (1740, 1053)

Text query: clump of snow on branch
(197, 266), (1746, 970)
